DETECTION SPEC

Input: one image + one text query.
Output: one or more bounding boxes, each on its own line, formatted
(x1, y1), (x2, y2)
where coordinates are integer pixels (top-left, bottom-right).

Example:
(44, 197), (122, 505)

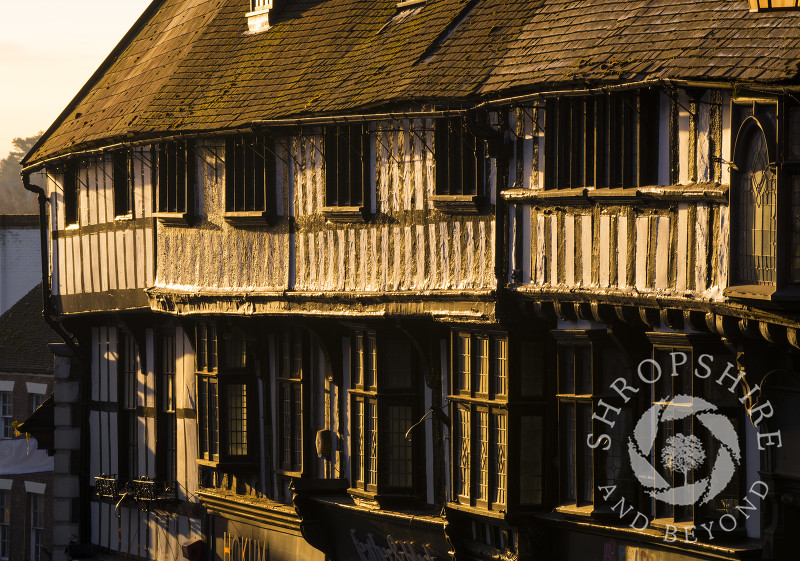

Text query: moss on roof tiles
(24, 0), (800, 165)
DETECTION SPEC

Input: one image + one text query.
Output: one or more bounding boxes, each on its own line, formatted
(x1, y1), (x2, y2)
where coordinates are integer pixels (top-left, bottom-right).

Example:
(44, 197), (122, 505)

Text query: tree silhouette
(0, 134), (43, 214)
(661, 433), (705, 486)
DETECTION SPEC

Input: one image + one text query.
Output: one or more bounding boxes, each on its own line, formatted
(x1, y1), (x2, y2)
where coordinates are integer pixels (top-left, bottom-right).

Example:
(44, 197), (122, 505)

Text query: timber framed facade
(19, 1), (800, 560)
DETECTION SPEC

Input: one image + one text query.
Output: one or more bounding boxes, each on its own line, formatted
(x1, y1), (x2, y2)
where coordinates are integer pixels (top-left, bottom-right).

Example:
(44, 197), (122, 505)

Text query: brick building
(0, 284), (60, 561)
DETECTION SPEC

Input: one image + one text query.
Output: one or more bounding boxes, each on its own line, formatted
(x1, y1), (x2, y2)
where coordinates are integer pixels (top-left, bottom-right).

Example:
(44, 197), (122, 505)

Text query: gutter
(24, 76), (800, 174)
(473, 78), (800, 109)
(21, 108), (469, 175)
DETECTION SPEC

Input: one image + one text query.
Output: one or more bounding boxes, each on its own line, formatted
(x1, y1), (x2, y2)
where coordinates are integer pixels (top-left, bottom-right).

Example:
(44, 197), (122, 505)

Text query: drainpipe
(21, 175), (80, 353)
(22, 174), (91, 545)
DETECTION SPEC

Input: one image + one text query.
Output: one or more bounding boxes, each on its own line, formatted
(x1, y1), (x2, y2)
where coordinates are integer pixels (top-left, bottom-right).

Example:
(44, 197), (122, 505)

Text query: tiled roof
(484, 0), (800, 93)
(0, 284), (60, 375)
(23, 0), (800, 165)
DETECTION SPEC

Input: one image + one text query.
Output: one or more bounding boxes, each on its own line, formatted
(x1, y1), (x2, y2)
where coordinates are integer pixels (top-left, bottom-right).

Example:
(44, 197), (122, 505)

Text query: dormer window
(749, 0), (800, 11)
(247, 0), (278, 33)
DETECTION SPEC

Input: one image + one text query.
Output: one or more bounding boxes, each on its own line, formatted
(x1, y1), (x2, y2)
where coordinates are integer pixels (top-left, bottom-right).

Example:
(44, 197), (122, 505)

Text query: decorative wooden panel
(48, 149), (155, 314)
(511, 201), (730, 300)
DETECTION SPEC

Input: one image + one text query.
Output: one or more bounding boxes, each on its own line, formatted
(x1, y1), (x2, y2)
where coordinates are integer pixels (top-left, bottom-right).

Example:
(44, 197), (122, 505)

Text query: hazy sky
(0, 0), (154, 159)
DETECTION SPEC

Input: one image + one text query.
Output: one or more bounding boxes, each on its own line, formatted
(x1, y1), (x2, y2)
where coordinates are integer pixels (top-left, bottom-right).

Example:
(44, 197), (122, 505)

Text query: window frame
(449, 331), (510, 513)
(118, 330), (139, 482)
(276, 328), (305, 475)
(113, 149), (133, 218)
(63, 161), (80, 227)
(29, 493), (43, 561)
(154, 140), (194, 224)
(728, 100), (779, 291)
(348, 329), (424, 500)
(224, 134), (278, 225)
(0, 392), (11, 439)
(433, 116), (488, 213)
(323, 124), (370, 221)
(196, 322), (256, 469)
(552, 329), (636, 516)
(645, 333), (747, 534)
(0, 489), (9, 561)
(157, 329), (178, 484)
(543, 90), (659, 191)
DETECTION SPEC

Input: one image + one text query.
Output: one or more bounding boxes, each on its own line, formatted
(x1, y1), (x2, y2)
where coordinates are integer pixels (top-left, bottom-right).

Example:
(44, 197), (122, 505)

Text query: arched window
(733, 124), (777, 285)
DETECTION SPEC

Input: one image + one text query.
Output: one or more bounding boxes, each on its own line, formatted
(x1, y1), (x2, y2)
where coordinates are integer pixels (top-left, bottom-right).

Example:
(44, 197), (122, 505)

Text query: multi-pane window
(0, 393), (11, 439)
(0, 490), (8, 560)
(349, 330), (420, 496)
(544, 91), (659, 190)
(435, 117), (486, 196)
(734, 126), (776, 285)
(113, 149), (132, 216)
(646, 340), (743, 527)
(731, 100), (781, 287)
(118, 332), (139, 480)
(158, 331), (177, 482)
(450, 332), (508, 511)
(278, 330), (304, 473)
(197, 323), (219, 462)
(156, 140), (193, 214)
(63, 162), (79, 226)
(31, 394), (45, 412)
(555, 331), (639, 512)
(251, 0), (269, 10)
(196, 322), (253, 466)
(30, 493), (43, 561)
(325, 125), (367, 207)
(224, 134), (276, 215)
(557, 341), (593, 505)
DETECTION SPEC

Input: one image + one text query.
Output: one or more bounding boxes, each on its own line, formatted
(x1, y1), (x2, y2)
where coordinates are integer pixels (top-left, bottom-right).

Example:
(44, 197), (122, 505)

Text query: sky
(0, 0), (154, 159)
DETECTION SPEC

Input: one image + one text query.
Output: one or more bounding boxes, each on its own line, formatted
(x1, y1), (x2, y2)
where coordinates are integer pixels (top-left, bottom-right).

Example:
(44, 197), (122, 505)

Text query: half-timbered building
(18, 1), (800, 560)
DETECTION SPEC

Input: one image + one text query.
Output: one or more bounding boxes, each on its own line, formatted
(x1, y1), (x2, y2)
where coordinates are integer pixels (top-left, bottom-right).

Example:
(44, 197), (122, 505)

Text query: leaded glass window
(735, 128), (776, 285)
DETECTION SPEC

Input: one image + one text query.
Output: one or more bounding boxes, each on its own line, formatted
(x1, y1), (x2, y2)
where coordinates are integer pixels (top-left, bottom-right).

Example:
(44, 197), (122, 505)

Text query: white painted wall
(0, 220), (40, 314)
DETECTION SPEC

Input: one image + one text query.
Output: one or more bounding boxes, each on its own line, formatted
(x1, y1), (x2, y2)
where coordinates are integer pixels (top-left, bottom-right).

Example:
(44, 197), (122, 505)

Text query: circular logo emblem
(627, 395), (741, 506)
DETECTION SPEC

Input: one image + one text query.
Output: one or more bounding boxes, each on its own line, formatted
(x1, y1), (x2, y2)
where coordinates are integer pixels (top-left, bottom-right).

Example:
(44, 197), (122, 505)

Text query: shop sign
(350, 529), (436, 561)
(223, 532), (268, 561)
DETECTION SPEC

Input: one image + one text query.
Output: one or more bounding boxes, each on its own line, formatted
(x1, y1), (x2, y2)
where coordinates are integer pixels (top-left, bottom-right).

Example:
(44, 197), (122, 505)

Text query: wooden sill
(554, 503), (595, 517)
(153, 211), (193, 226)
(223, 210), (274, 226)
(447, 501), (507, 520)
(195, 458), (255, 470)
(321, 206), (365, 223)
(500, 184), (728, 204)
(114, 213), (133, 222)
(724, 284), (777, 302)
(430, 195), (486, 214)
